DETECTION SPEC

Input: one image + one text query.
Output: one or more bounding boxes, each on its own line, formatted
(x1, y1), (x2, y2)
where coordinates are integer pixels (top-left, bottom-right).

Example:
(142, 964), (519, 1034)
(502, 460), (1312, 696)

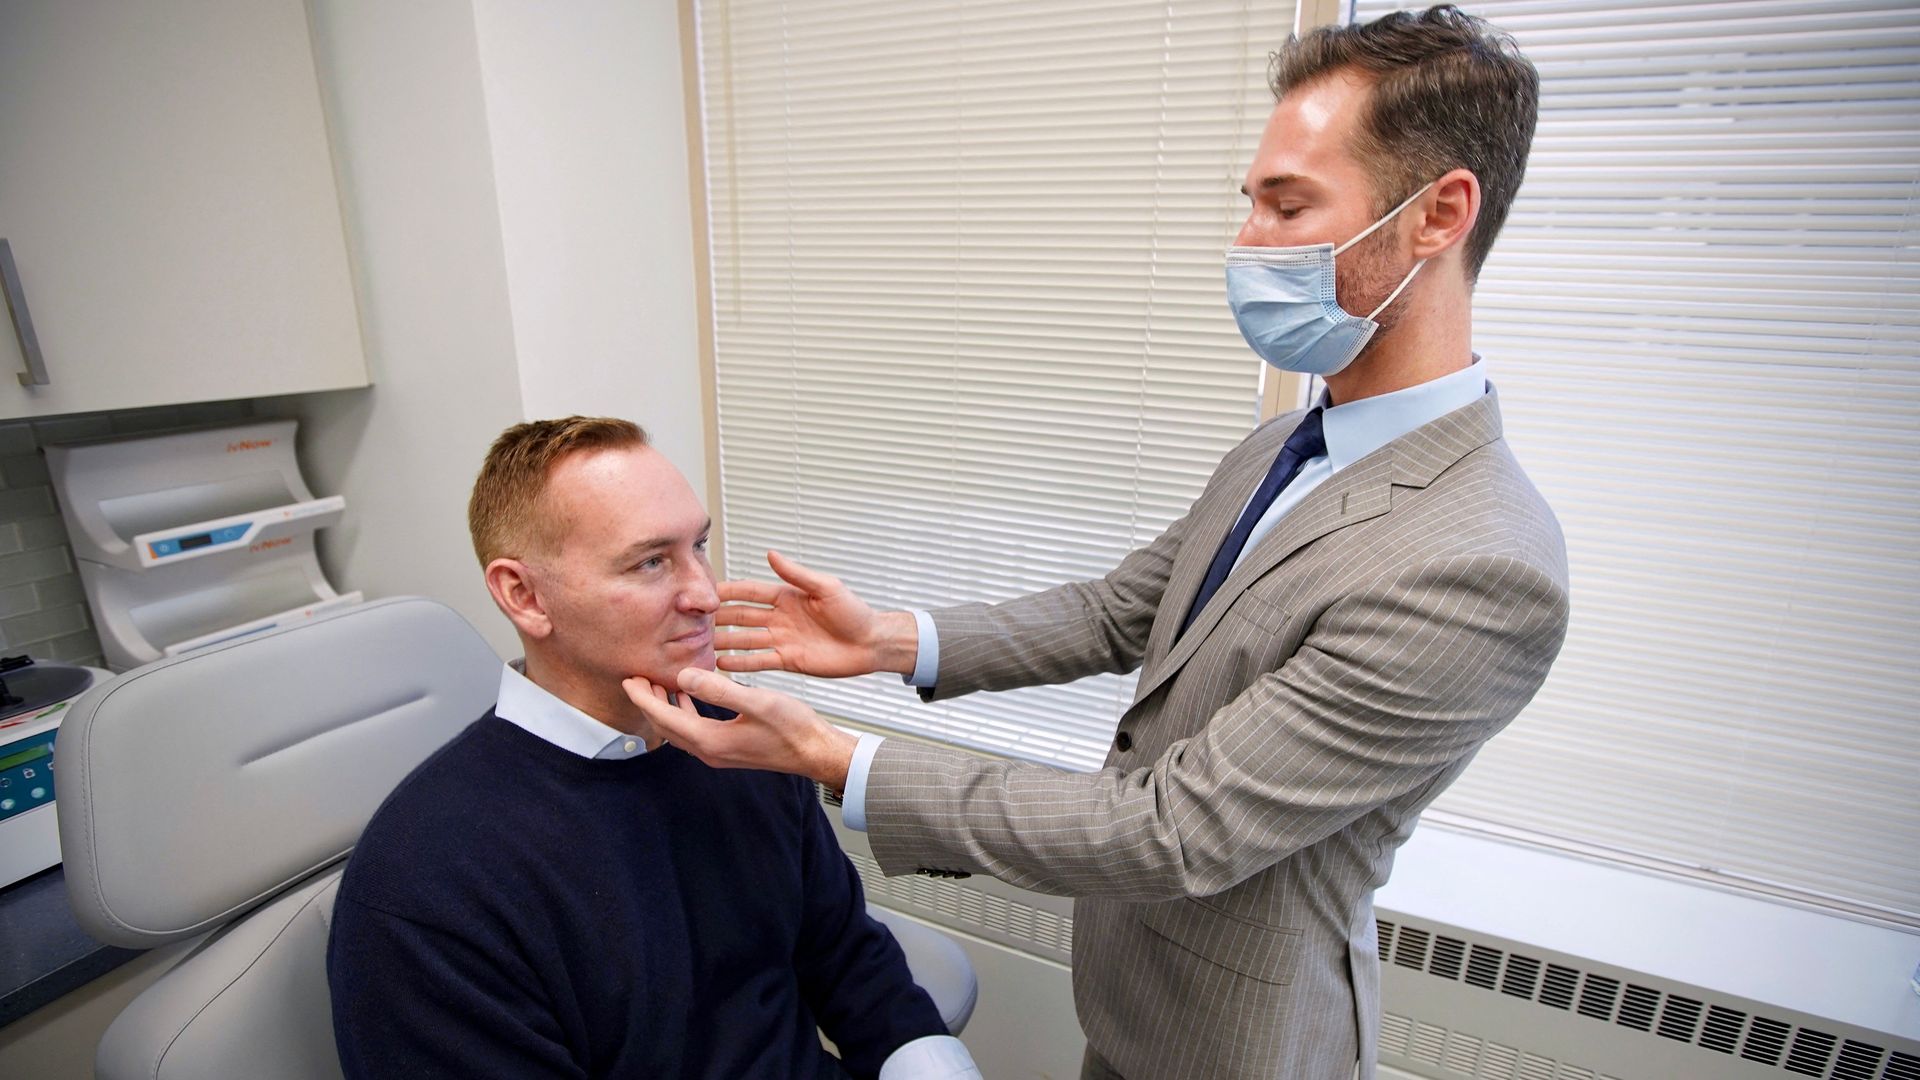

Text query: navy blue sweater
(327, 710), (947, 1079)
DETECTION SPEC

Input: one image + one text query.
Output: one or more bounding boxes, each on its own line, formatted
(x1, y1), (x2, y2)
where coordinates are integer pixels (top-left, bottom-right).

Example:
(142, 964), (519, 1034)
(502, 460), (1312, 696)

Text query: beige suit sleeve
(866, 551), (1571, 899)
(920, 421), (1279, 701)
(920, 526), (1178, 701)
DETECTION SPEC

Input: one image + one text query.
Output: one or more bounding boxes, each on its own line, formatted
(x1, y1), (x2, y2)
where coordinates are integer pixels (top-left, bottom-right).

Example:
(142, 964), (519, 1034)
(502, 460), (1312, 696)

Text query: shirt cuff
(840, 731), (886, 832)
(878, 1034), (980, 1079)
(904, 609), (940, 688)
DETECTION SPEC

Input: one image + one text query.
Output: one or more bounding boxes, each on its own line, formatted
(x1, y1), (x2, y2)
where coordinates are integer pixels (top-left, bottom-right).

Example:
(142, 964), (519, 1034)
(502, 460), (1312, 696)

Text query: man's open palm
(716, 551), (887, 678)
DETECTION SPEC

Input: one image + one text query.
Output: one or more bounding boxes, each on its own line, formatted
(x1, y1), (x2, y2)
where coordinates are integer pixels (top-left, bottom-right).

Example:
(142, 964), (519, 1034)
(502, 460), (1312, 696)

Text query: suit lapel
(1133, 455), (1393, 705)
(1132, 388), (1508, 708)
(1141, 415), (1301, 670)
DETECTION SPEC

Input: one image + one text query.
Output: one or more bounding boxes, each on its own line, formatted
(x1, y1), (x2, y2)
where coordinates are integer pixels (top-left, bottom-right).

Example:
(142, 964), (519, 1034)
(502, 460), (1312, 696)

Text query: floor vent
(1379, 919), (1915, 1080)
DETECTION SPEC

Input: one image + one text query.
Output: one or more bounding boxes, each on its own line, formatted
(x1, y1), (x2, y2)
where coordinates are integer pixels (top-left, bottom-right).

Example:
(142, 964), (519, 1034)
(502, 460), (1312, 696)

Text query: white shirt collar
(1320, 357), (1490, 472)
(496, 659), (648, 760)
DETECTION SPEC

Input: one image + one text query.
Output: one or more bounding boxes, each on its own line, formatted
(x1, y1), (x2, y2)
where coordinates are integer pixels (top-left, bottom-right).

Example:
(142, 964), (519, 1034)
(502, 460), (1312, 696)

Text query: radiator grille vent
(1577, 973), (1619, 1020)
(1881, 1050), (1920, 1080)
(847, 850), (1073, 959)
(1618, 984), (1660, 1032)
(1540, 963), (1579, 1011)
(1432, 934), (1468, 980)
(1467, 942), (1503, 989)
(1658, 994), (1704, 1042)
(1503, 953), (1543, 999)
(1378, 918), (1914, 1080)
(1703, 1005), (1748, 1053)
(1380, 1008), (1624, 1080)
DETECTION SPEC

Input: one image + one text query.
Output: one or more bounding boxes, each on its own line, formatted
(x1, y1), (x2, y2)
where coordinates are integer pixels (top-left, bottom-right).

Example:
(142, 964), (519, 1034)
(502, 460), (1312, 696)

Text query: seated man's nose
(682, 574), (720, 611)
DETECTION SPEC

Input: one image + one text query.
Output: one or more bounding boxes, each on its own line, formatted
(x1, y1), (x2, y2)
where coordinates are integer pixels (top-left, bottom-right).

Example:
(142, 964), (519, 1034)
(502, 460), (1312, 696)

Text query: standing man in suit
(629, 8), (1569, 1079)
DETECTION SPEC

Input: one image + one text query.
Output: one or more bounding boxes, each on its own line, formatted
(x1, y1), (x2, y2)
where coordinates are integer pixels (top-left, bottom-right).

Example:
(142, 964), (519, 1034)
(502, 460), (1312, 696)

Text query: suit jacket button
(1115, 731), (1133, 752)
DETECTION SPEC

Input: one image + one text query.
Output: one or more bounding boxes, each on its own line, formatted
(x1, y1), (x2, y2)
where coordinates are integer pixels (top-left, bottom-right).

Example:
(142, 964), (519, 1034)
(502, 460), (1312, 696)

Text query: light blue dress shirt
(843, 360), (1491, 831)
(497, 659), (653, 758)
(497, 660), (981, 1079)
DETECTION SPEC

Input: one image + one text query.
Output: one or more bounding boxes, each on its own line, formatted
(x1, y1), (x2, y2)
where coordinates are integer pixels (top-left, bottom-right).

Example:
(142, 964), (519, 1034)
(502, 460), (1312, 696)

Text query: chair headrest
(58, 596), (502, 948)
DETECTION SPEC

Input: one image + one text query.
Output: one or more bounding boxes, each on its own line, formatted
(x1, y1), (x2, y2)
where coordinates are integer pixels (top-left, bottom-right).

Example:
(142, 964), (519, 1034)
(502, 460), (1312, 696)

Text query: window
(698, 0), (1920, 925)
(698, 0), (1293, 769)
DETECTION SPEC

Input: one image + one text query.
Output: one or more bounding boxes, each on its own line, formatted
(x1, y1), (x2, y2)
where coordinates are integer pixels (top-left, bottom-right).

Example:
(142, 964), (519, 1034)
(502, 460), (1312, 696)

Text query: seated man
(327, 416), (976, 1079)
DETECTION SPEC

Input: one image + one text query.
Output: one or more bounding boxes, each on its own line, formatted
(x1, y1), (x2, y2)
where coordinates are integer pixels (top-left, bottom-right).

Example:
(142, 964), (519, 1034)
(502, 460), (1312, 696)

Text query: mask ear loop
(1332, 180), (1435, 257)
(1365, 259), (1426, 320)
(1333, 180), (1437, 322)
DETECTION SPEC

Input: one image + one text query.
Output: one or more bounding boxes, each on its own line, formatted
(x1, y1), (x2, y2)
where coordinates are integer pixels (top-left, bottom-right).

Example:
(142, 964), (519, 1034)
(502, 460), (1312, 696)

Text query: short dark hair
(1271, 5), (1538, 282)
(468, 416), (649, 566)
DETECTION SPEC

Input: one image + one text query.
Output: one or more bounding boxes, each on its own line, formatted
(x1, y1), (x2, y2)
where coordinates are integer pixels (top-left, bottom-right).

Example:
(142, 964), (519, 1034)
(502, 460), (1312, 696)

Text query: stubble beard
(1333, 224), (1418, 369)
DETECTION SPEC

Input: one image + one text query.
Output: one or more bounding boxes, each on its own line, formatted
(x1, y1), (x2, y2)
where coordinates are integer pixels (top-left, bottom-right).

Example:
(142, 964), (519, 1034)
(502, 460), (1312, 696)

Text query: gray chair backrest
(57, 596), (503, 1080)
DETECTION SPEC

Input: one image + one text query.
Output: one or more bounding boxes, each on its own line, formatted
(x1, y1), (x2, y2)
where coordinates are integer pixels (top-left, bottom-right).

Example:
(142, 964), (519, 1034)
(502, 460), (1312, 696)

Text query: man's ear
(484, 557), (554, 640)
(1410, 167), (1481, 263)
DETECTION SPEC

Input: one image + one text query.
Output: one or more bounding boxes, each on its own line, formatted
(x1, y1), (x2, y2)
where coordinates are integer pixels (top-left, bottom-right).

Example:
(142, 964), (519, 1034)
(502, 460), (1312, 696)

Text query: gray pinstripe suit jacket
(863, 388), (1570, 1080)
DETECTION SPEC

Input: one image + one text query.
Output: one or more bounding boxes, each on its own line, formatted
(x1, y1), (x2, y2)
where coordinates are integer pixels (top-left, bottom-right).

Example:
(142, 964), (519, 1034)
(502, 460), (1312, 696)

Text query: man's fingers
(624, 677), (709, 743)
(623, 677), (677, 723)
(718, 579), (785, 606)
(715, 650), (789, 674)
(714, 604), (775, 629)
(674, 666), (739, 706)
(766, 550), (840, 596)
(714, 624), (773, 652)
(675, 667), (776, 715)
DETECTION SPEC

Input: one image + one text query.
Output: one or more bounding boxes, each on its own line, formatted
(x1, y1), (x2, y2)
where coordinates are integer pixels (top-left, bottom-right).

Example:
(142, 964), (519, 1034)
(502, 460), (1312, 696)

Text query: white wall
(271, 0), (710, 658)
(269, 0), (530, 658)
(470, 0), (709, 499)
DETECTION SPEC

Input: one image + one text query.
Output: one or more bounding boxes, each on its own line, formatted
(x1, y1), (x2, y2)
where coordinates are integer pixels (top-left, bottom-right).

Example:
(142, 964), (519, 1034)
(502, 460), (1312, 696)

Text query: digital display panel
(0, 741), (51, 772)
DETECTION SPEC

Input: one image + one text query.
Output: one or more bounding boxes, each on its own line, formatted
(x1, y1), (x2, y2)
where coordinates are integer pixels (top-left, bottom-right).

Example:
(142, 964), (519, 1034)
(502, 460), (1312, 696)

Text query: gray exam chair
(57, 596), (976, 1080)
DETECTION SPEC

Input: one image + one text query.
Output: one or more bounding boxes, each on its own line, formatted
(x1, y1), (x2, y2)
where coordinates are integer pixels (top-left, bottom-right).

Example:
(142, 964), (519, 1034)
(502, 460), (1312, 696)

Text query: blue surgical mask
(1225, 182), (1434, 376)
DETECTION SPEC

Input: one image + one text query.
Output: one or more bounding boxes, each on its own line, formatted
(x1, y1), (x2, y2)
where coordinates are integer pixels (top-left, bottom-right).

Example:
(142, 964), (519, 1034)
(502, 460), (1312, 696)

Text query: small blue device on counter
(0, 727), (56, 821)
(0, 657), (108, 890)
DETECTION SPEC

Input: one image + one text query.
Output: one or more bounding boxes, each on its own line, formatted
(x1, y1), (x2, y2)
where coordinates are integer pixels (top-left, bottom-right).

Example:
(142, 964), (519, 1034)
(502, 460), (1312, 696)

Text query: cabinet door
(0, 0), (369, 418)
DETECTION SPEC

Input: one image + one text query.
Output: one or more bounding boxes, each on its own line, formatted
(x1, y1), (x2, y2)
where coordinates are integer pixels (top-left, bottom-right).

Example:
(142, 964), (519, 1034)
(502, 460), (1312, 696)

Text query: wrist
(813, 724), (858, 792)
(869, 610), (920, 676)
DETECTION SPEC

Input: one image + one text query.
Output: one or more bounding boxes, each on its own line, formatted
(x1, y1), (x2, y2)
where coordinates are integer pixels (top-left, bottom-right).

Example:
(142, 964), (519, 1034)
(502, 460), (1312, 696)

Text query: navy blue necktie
(1178, 408), (1328, 638)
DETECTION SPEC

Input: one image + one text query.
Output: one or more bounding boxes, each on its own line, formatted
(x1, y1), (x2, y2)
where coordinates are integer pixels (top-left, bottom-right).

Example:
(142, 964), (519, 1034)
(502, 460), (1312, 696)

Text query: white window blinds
(697, 1), (1292, 770)
(1350, 0), (1920, 922)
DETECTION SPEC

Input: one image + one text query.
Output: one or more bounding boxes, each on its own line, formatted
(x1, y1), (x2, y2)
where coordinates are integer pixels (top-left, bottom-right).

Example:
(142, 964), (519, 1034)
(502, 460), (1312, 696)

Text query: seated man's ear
(486, 557), (554, 640)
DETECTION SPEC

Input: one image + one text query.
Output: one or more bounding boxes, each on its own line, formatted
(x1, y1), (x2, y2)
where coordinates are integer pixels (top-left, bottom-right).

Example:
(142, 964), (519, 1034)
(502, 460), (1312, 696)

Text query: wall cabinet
(0, 0), (369, 419)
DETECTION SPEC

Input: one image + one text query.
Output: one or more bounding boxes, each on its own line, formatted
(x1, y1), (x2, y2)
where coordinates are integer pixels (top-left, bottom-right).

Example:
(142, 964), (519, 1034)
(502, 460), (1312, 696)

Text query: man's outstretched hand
(716, 551), (918, 679)
(623, 667), (857, 791)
